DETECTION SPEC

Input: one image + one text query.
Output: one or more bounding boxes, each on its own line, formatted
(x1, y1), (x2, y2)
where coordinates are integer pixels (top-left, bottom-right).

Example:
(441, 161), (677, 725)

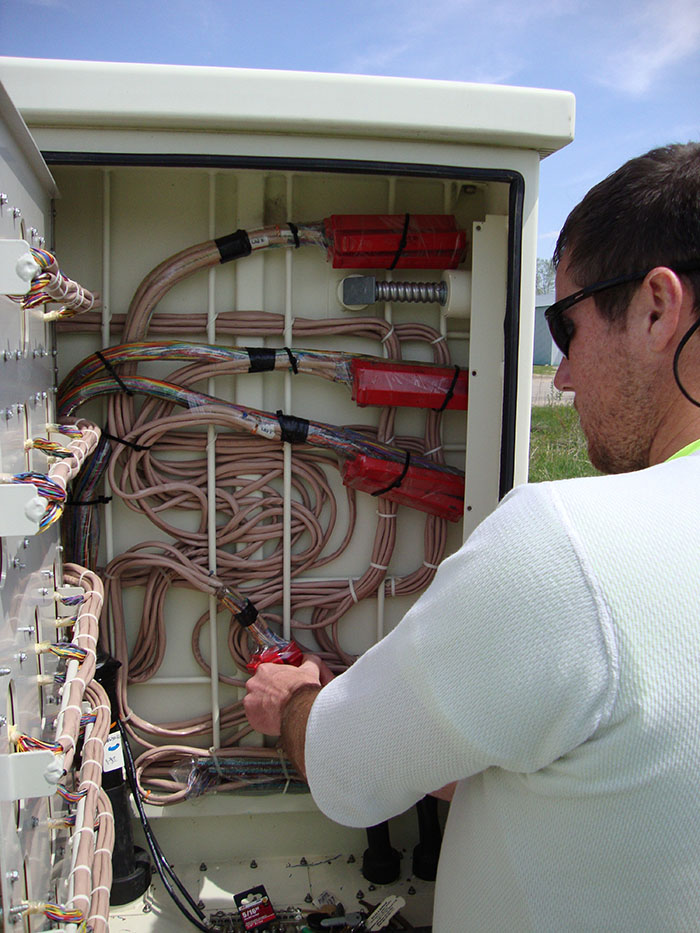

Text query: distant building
(533, 292), (563, 366)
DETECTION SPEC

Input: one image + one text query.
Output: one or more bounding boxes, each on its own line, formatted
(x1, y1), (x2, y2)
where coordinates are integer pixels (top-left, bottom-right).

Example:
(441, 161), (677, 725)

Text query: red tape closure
(342, 454), (464, 522)
(324, 214), (467, 270)
(351, 359), (468, 411)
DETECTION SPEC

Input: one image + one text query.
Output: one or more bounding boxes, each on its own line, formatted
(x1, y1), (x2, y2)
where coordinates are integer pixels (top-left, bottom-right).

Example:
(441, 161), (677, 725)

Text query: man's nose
(553, 356), (573, 392)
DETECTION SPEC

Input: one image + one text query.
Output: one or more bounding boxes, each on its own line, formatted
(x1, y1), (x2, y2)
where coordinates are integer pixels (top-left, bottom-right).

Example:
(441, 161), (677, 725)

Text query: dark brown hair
(554, 142), (700, 322)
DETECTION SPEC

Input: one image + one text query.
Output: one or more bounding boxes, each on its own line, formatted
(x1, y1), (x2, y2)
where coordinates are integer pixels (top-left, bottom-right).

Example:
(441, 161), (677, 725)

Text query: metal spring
(374, 280), (447, 304)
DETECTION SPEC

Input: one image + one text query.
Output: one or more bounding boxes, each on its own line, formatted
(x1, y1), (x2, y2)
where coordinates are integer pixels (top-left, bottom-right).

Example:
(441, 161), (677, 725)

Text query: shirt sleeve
(304, 481), (619, 827)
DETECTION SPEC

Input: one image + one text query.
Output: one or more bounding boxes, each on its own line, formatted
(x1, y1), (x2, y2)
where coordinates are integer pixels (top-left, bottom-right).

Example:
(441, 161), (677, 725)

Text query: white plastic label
(103, 731), (125, 773)
(0, 239), (39, 294)
(365, 895), (406, 931)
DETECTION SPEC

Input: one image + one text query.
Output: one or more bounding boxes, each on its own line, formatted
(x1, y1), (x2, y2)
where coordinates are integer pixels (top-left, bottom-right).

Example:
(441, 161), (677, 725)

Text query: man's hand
(243, 655), (333, 735)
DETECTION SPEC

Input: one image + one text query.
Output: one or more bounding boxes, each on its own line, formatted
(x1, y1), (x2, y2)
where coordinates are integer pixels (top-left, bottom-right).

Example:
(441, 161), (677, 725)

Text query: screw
(41, 570), (53, 577)
(22, 539), (29, 549)
(368, 884), (376, 891)
(347, 854), (356, 863)
(15, 350), (21, 360)
(0, 193), (7, 205)
(249, 859), (257, 869)
(6, 870), (19, 883)
(199, 862), (207, 872)
(407, 886), (416, 895)
(29, 228), (38, 240)
(5, 408), (12, 420)
(304, 894), (313, 904)
(16, 652), (27, 664)
(16, 404), (24, 415)
(0, 668), (11, 677)
(31, 816), (39, 828)
(0, 716), (6, 728)
(299, 857), (307, 866)
(56, 545), (63, 553)
(12, 207), (21, 220)
(356, 890), (364, 901)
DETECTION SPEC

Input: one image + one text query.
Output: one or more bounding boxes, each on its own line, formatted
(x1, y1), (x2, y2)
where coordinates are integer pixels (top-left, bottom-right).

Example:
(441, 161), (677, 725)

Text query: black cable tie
(67, 495), (113, 506)
(389, 213), (411, 270)
(288, 222), (301, 249)
(283, 346), (299, 374)
(371, 451), (411, 497)
(236, 598), (259, 628)
(245, 347), (277, 373)
(101, 429), (152, 452)
(214, 229), (252, 264)
(275, 410), (309, 444)
(433, 365), (461, 413)
(95, 350), (133, 397)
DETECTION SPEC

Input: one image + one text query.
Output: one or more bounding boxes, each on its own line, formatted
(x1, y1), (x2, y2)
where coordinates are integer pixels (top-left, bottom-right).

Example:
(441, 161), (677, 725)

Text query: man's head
(551, 142), (700, 473)
(553, 143), (700, 324)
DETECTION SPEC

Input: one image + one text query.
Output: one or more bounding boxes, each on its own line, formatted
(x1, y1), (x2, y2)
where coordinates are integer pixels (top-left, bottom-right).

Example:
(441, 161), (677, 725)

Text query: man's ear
(643, 267), (685, 353)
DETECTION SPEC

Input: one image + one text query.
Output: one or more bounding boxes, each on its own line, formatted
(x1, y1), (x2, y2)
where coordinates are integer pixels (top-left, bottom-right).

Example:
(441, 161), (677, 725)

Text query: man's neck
(649, 413), (700, 465)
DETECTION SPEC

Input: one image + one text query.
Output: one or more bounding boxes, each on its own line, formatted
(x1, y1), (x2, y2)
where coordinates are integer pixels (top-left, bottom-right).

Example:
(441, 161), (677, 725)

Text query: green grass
(533, 364), (558, 376)
(529, 404), (600, 482)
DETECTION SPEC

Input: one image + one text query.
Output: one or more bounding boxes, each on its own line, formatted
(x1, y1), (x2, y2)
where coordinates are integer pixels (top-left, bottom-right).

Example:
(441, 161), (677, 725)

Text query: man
(245, 143), (700, 930)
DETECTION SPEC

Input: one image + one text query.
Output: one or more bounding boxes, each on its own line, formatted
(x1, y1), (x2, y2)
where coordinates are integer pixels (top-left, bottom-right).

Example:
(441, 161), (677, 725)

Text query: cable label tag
(364, 895), (406, 931)
(103, 731), (125, 773)
(248, 234), (270, 250)
(255, 422), (276, 440)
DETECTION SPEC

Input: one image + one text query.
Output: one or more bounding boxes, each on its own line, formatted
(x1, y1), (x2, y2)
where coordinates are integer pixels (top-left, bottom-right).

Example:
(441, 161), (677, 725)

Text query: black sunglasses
(545, 261), (700, 358)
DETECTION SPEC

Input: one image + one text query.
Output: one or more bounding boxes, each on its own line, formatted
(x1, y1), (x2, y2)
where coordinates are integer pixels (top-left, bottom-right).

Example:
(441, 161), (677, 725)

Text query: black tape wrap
(67, 495), (113, 506)
(371, 451), (411, 497)
(276, 410), (309, 444)
(246, 347), (277, 373)
(215, 229), (252, 264)
(101, 429), (151, 452)
(389, 213), (411, 270)
(236, 598), (259, 628)
(433, 365), (461, 413)
(95, 350), (133, 397)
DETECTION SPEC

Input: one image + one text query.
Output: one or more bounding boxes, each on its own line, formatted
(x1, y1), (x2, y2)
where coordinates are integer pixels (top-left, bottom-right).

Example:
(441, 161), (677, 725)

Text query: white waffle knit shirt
(305, 452), (700, 931)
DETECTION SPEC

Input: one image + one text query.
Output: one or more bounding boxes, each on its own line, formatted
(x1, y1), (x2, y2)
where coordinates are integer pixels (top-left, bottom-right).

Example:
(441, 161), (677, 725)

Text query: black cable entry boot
(362, 821), (402, 885)
(94, 653), (152, 905)
(412, 795), (442, 882)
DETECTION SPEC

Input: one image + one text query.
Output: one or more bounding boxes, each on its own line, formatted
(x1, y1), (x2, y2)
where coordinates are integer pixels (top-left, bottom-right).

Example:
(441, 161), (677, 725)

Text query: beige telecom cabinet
(0, 57), (574, 932)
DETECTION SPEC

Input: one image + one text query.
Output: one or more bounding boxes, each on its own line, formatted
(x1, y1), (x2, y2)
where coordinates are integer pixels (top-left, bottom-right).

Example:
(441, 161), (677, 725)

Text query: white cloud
(343, 0), (578, 81)
(596, 0), (700, 95)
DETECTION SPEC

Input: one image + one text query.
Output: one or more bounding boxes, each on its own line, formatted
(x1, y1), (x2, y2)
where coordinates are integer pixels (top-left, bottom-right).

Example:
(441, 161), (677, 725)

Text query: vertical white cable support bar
(101, 170), (115, 570)
(375, 178), (398, 643)
(282, 173), (294, 642)
(442, 182), (451, 342)
(206, 171), (221, 749)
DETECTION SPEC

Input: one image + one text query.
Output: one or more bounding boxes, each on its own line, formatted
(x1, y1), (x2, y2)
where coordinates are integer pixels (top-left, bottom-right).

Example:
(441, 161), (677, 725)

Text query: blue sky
(1, 0), (698, 258)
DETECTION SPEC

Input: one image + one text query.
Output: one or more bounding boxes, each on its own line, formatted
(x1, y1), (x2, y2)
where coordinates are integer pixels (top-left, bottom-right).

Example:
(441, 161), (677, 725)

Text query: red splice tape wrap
(324, 214), (467, 269)
(246, 640), (305, 672)
(351, 359), (468, 410)
(341, 455), (464, 522)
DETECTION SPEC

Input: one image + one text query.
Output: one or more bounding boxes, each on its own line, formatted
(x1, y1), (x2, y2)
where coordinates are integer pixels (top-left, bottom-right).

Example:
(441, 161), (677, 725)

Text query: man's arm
(280, 683), (321, 778)
(243, 656), (333, 776)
